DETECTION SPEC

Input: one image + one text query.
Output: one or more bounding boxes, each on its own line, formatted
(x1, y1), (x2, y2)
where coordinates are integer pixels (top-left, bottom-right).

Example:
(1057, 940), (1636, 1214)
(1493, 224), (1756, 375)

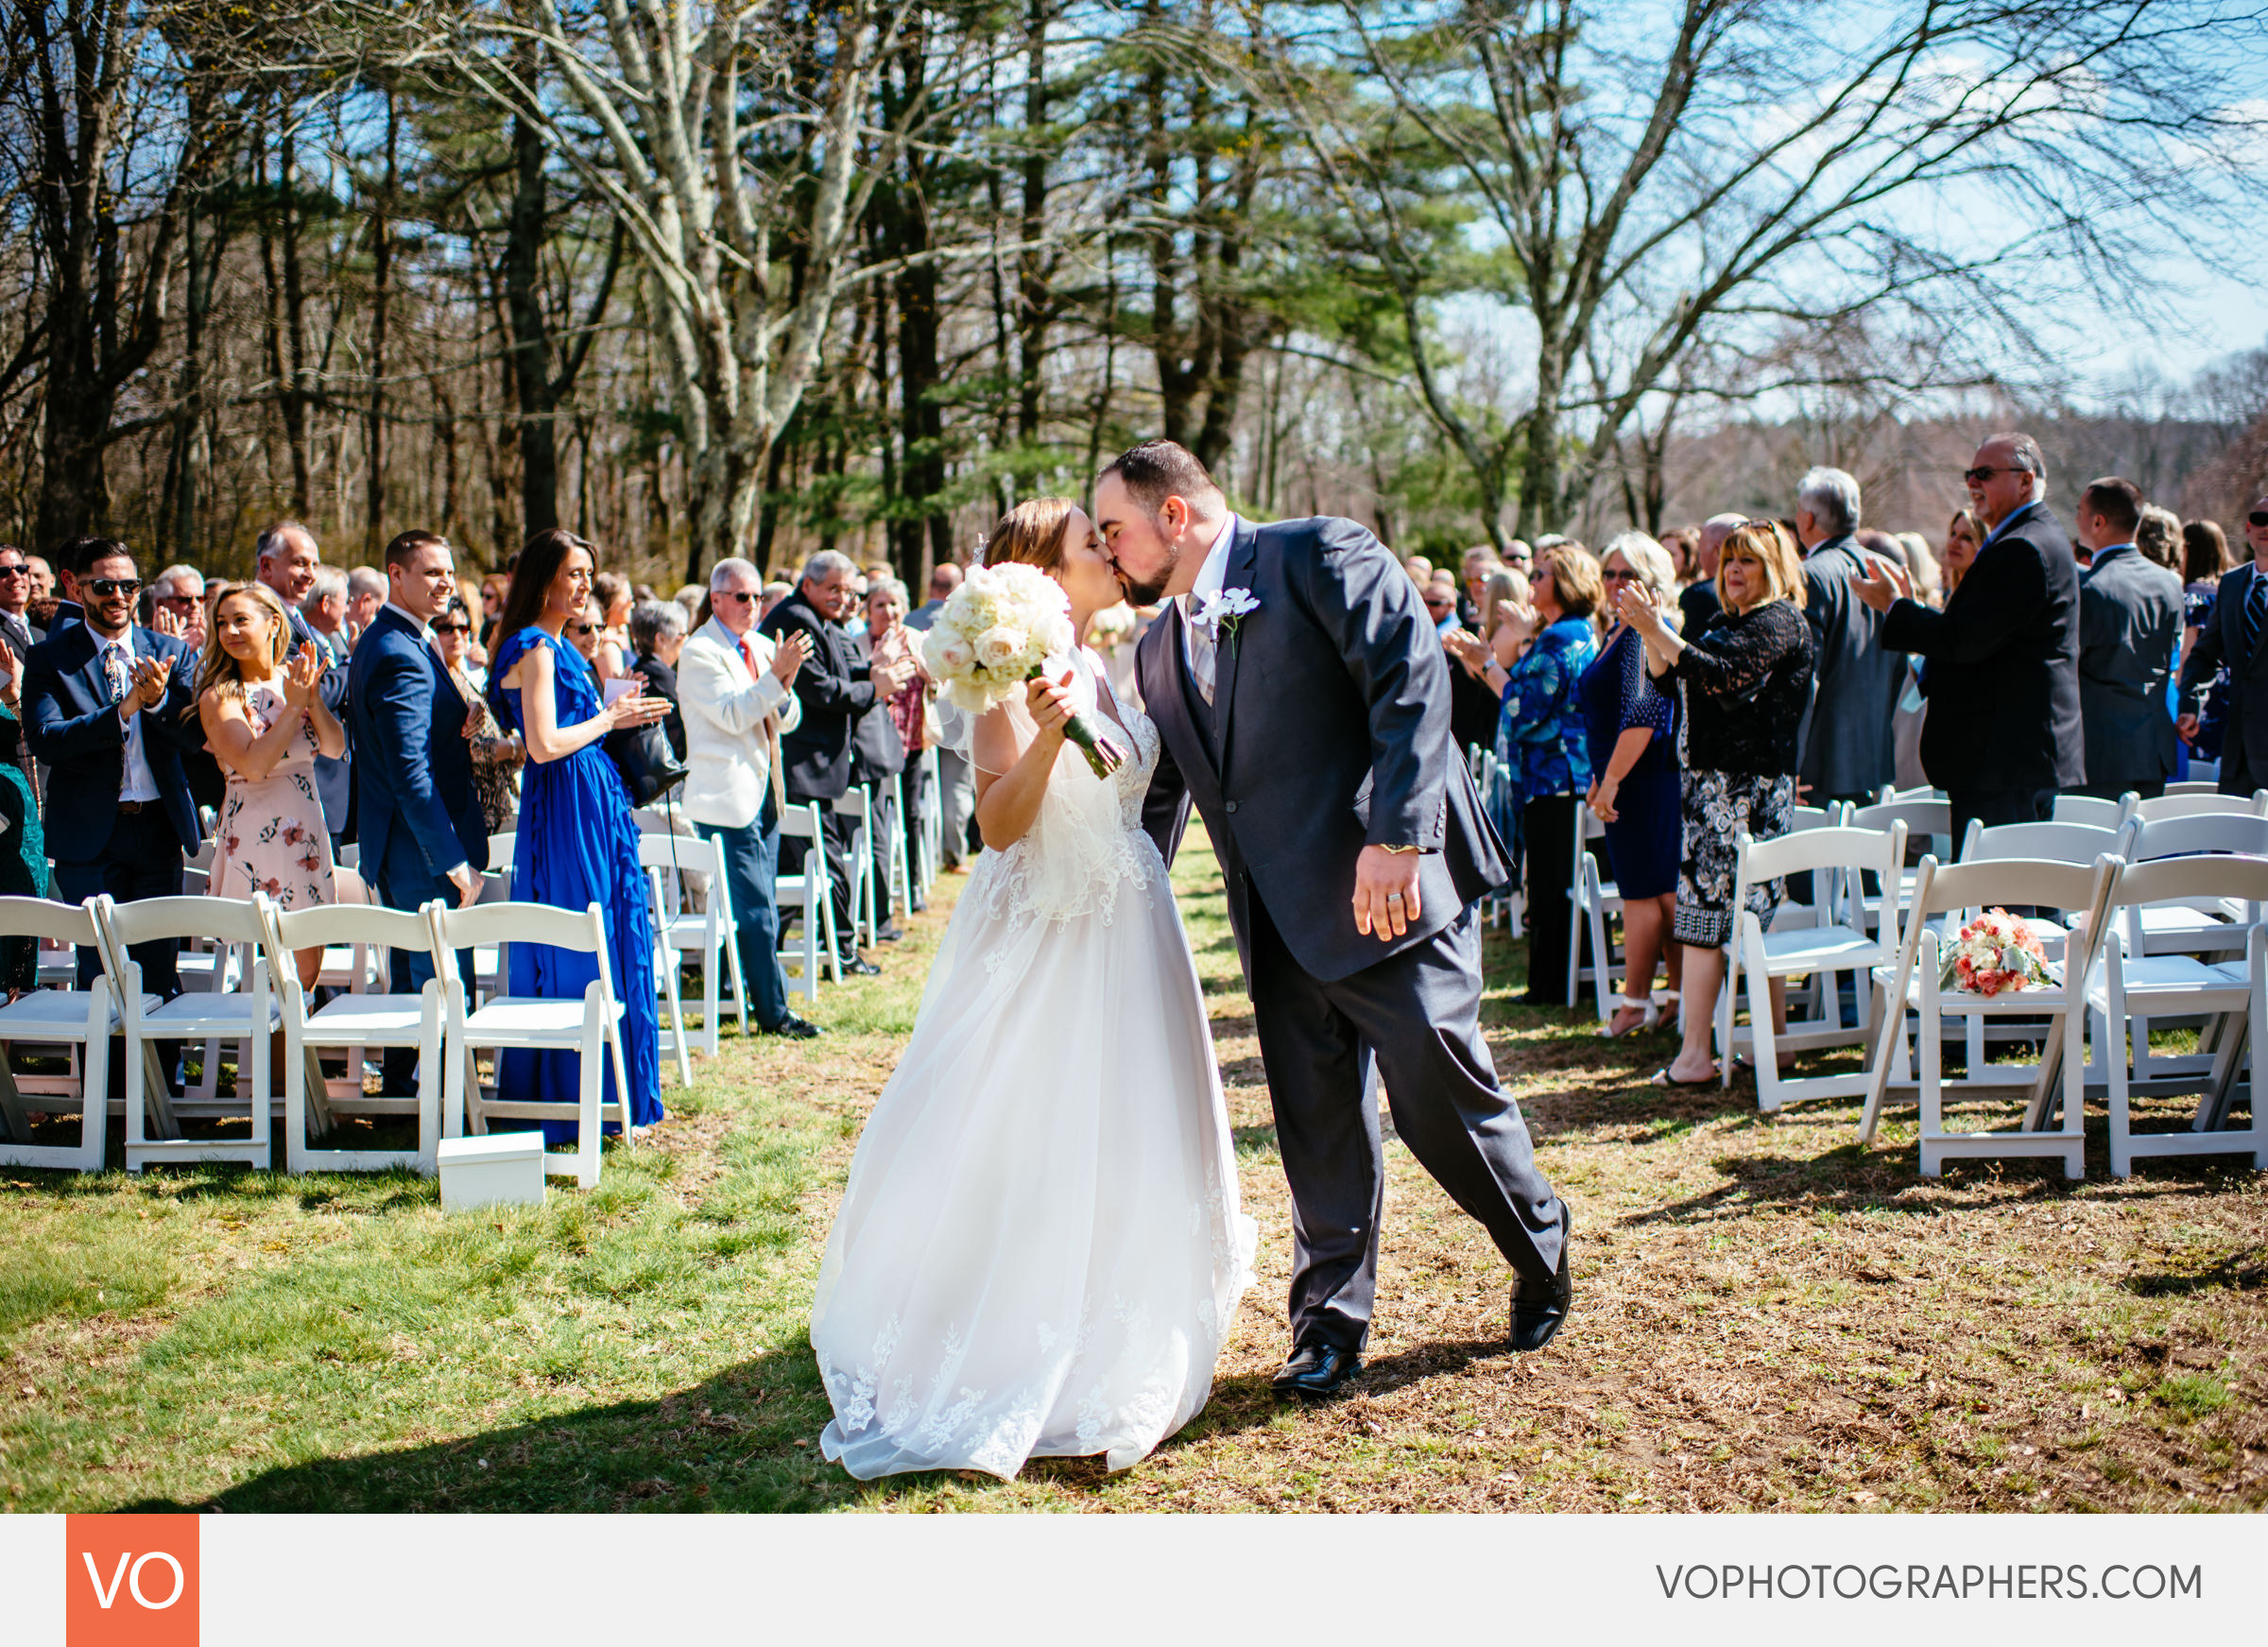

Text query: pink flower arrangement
(1943, 908), (2054, 996)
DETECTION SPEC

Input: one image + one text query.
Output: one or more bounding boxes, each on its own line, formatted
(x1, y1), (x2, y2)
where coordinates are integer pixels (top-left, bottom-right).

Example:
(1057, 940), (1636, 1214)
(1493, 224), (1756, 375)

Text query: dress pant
(699, 797), (793, 1031)
(1521, 793), (1579, 1000)
(1246, 886), (1565, 1353)
(782, 792), (864, 959)
(373, 840), (479, 1090)
(57, 805), (184, 994)
(902, 759), (932, 909)
(936, 747), (977, 866)
(868, 780), (900, 928)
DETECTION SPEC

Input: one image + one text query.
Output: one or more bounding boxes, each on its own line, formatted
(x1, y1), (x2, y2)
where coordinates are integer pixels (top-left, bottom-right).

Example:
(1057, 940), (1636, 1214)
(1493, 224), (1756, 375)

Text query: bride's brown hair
(983, 497), (1078, 574)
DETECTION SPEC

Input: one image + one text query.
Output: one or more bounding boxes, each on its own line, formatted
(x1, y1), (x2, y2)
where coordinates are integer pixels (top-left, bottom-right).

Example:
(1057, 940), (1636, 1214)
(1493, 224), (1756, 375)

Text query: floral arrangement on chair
(1941, 908), (2055, 996)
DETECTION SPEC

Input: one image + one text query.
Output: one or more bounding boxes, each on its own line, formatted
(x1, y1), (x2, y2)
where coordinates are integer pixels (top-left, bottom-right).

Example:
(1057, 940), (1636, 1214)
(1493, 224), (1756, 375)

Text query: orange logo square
(65, 1514), (198, 1646)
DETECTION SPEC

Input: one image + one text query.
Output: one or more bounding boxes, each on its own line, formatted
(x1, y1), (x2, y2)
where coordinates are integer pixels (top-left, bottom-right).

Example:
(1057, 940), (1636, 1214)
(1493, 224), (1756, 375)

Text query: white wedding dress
(812, 648), (1255, 1479)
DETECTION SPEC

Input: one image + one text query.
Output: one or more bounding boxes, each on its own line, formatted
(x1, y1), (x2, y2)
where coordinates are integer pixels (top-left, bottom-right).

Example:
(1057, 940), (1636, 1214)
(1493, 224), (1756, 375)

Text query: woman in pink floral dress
(197, 583), (346, 988)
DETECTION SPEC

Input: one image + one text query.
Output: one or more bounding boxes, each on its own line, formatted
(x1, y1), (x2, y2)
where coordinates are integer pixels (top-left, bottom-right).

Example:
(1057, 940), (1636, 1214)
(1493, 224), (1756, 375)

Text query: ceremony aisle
(2, 824), (2263, 1513)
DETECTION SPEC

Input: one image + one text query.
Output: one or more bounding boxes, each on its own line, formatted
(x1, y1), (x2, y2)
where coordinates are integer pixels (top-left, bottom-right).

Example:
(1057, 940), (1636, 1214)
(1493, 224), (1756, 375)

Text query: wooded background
(3, 0), (2263, 588)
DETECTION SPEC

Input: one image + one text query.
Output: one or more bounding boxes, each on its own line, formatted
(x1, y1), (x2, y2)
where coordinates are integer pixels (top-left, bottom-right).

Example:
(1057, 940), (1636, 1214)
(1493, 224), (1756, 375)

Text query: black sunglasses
(86, 577), (142, 597)
(0, 565), (26, 578)
(1600, 568), (1640, 581)
(2249, 511), (2268, 527)
(569, 622), (597, 636)
(713, 589), (757, 605)
(430, 621), (471, 635)
(1963, 464), (2033, 485)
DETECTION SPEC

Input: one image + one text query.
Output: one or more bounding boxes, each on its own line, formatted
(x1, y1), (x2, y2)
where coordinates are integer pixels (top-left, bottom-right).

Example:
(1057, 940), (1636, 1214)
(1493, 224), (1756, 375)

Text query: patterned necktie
(1183, 598), (1217, 704)
(104, 642), (132, 707)
(2246, 572), (2267, 661)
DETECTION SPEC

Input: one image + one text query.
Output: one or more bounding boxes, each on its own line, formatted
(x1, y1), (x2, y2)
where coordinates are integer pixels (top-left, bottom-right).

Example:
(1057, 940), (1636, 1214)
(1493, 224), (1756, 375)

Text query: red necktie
(739, 637), (758, 677)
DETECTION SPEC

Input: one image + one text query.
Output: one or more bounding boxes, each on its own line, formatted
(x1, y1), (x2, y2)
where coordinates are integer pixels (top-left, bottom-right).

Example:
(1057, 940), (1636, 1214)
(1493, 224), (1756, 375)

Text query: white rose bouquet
(919, 561), (1125, 777)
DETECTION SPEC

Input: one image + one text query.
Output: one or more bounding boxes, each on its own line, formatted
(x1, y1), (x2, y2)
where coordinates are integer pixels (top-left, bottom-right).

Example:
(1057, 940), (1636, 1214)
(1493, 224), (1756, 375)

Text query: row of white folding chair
(636, 831), (737, 1069)
(1468, 746), (1521, 936)
(915, 746), (944, 888)
(884, 770), (914, 928)
(776, 800), (838, 1002)
(834, 785), (880, 952)
(0, 898), (140, 1172)
(1702, 802), (1848, 1054)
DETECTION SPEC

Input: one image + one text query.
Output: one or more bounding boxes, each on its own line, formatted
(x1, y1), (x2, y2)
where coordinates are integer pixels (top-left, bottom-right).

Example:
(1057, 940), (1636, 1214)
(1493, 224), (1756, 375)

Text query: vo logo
(65, 1515), (198, 1646)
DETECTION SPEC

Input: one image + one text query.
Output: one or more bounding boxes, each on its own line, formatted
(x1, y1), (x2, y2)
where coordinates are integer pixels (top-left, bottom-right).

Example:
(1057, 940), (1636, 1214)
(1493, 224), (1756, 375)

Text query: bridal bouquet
(919, 561), (1124, 777)
(1940, 908), (2054, 996)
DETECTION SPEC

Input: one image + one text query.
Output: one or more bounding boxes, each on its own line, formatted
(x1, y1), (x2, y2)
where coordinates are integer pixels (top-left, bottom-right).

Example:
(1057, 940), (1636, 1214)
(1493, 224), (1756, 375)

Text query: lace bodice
(964, 650), (1165, 935)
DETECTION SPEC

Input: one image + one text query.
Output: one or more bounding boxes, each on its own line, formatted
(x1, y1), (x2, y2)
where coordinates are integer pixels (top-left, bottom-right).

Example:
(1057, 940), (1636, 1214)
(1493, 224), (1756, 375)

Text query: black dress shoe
(1509, 1203), (1573, 1352)
(838, 955), (881, 978)
(762, 1015), (825, 1039)
(876, 921), (903, 943)
(1270, 1341), (1362, 1399)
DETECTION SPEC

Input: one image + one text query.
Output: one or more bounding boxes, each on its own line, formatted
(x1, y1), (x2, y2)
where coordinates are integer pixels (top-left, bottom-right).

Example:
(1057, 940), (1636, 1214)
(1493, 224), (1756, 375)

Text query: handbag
(605, 715), (688, 808)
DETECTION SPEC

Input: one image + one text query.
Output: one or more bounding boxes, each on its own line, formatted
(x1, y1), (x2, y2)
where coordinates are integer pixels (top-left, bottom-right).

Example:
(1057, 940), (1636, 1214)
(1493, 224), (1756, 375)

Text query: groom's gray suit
(1139, 512), (1567, 1355)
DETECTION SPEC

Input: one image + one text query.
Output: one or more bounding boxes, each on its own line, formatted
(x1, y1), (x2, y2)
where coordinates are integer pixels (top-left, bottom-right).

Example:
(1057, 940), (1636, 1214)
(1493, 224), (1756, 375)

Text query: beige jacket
(679, 616), (802, 830)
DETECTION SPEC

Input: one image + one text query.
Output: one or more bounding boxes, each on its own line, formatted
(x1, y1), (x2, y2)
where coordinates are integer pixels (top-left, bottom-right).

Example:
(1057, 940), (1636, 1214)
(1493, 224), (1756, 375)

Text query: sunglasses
(158, 592), (201, 607)
(713, 589), (757, 605)
(1963, 465), (2033, 485)
(86, 577), (142, 598)
(1600, 568), (1639, 582)
(430, 621), (471, 636)
(2250, 511), (2268, 527)
(570, 622), (597, 636)
(0, 565), (26, 579)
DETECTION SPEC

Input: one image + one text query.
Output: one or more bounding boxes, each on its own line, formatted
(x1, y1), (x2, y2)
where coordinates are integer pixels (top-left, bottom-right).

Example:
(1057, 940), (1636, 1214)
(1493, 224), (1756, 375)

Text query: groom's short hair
(1100, 439), (1224, 519)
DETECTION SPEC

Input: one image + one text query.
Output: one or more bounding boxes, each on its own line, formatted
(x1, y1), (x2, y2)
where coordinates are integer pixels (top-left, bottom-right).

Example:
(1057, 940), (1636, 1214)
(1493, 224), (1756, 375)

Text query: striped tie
(2247, 573), (2268, 661)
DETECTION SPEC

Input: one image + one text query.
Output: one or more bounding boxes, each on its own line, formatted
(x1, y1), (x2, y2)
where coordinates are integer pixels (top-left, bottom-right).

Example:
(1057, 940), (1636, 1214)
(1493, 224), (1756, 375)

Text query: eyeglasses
(1963, 465), (2034, 485)
(158, 592), (200, 608)
(0, 565), (26, 579)
(569, 622), (597, 636)
(86, 577), (141, 598)
(2249, 511), (2268, 527)
(430, 621), (471, 636)
(713, 589), (757, 605)
(1600, 569), (1639, 582)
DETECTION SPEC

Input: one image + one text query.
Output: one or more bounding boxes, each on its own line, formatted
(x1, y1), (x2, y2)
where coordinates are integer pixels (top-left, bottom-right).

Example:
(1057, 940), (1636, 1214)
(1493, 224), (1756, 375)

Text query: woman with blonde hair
(197, 581), (346, 987)
(1941, 508), (1984, 598)
(1618, 522), (1815, 1086)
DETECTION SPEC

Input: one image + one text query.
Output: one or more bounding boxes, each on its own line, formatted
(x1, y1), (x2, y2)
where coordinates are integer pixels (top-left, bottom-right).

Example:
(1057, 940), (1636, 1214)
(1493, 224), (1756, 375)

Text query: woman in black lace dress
(1618, 522), (1815, 1087)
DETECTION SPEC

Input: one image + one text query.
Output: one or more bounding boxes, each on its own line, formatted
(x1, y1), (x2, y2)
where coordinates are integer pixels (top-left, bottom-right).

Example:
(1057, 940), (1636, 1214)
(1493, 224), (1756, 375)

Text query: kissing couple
(810, 439), (1572, 1480)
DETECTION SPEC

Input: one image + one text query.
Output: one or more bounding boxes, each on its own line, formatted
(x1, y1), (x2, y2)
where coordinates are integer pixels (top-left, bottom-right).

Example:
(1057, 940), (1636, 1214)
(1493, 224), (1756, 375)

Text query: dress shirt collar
(380, 601), (431, 635)
(1980, 498), (2042, 553)
(1186, 512), (1241, 611)
(2083, 541), (2137, 575)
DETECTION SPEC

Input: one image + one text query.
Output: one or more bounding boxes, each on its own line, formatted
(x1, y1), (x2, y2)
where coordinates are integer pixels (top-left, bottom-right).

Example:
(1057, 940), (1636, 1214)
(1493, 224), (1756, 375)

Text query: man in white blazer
(680, 556), (820, 1038)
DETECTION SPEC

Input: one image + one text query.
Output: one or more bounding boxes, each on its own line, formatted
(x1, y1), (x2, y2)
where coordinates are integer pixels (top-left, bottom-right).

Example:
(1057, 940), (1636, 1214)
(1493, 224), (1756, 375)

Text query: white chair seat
(1752, 923), (1877, 969)
(462, 995), (627, 1043)
(0, 988), (150, 1034)
(2087, 952), (2239, 1004)
(144, 994), (283, 1034)
(305, 994), (437, 1042)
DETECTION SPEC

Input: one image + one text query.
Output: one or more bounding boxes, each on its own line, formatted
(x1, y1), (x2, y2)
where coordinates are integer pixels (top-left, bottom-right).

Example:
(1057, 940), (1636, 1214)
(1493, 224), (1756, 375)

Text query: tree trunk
(504, 99), (560, 540)
(365, 93), (397, 552)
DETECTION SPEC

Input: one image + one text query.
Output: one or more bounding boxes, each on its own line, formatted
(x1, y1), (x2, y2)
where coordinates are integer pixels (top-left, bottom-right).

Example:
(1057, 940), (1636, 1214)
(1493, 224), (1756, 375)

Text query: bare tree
(1262, 0), (2268, 540)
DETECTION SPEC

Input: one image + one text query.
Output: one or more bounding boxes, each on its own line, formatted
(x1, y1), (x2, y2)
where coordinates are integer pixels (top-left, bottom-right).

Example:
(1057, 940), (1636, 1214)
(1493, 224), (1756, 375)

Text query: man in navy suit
(2179, 489), (2268, 797)
(347, 530), (489, 1085)
(255, 522), (353, 849)
(25, 537), (203, 990)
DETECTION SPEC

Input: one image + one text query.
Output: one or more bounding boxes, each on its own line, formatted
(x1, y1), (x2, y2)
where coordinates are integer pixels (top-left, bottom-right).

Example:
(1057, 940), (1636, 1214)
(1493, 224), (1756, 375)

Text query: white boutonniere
(1195, 587), (1260, 645)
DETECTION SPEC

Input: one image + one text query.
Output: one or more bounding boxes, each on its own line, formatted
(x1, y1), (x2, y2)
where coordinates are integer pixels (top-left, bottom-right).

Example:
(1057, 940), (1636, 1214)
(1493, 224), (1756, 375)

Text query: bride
(811, 496), (1254, 1480)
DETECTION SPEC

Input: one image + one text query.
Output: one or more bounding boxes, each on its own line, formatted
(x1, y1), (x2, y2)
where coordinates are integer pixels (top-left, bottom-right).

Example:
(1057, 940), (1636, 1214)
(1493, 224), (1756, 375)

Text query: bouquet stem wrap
(1028, 662), (1124, 779)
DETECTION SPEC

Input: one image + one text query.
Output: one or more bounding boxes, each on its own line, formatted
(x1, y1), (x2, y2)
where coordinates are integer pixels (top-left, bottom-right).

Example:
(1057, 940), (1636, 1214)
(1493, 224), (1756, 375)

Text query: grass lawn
(3, 829), (2264, 1513)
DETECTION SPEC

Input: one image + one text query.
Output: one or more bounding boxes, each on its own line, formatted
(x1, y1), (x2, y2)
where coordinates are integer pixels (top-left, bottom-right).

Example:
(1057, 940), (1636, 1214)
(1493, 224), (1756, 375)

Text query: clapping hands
(1615, 581), (1665, 635)
(278, 642), (324, 709)
(605, 682), (670, 731)
(1847, 555), (1912, 613)
(129, 654), (172, 710)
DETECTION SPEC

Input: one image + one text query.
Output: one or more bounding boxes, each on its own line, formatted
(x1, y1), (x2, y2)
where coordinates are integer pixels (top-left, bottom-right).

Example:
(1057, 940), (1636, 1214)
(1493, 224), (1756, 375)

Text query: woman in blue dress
(487, 528), (675, 1137)
(1581, 534), (1683, 1038)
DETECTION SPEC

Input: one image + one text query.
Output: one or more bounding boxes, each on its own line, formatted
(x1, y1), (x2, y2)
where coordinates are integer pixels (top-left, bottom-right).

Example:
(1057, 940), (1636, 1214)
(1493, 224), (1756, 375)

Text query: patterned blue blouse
(1496, 615), (1598, 804)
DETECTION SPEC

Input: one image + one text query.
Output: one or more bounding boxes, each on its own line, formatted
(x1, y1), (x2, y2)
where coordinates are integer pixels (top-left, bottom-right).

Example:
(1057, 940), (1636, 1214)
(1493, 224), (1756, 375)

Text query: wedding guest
(904, 562), (960, 632)
(433, 595), (522, 832)
(26, 538), (203, 990)
(477, 568), (511, 654)
(1679, 513), (1743, 635)
(864, 575), (932, 915)
(149, 565), (208, 647)
(851, 577), (914, 939)
(672, 584), (704, 631)
(1403, 554), (1435, 586)
(2178, 490), (2268, 796)
(759, 581), (792, 619)
(1854, 434), (2083, 844)
(1582, 533), (1682, 1037)
(679, 555), (817, 1039)
(1477, 568), (1532, 665)
(1501, 539), (1534, 577)
(1941, 507), (1983, 598)
(1451, 543), (1601, 1006)
(592, 571), (632, 679)
(569, 597), (605, 665)
(761, 550), (918, 977)
(1796, 467), (1899, 809)
(347, 531), (489, 1090)
(1459, 545), (1500, 626)
(2135, 504), (2184, 574)
(198, 584), (343, 988)
(1621, 522), (1814, 1087)
(345, 565), (387, 642)
(2181, 519), (2233, 760)
(25, 556), (54, 603)
(257, 522), (353, 847)
(488, 527), (672, 1135)
(627, 599), (690, 761)
(0, 545), (40, 658)
(0, 616), (41, 991)
(302, 567), (351, 662)
(903, 564), (972, 865)
(2071, 477), (2182, 801)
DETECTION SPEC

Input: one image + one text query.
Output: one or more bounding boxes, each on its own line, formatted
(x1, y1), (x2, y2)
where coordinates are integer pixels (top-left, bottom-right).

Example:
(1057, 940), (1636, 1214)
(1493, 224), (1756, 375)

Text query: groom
(1103, 439), (1571, 1398)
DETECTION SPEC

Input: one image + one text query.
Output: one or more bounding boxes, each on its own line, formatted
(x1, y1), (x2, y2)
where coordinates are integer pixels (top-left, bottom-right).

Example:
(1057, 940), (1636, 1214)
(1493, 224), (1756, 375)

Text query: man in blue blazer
(346, 530), (488, 1083)
(25, 538), (204, 990)
(2179, 489), (2268, 797)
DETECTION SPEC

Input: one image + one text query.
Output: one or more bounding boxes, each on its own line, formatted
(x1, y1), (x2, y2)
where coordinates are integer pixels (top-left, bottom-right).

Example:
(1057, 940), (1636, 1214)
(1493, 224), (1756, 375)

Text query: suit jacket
(24, 622), (203, 860)
(284, 602), (352, 837)
(1137, 514), (1509, 985)
(759, 587), (876, 802)
(346, 606), (488, 892)
(627, 652), (687, 760)
(679, 617), (802, 831)
(1882, 501), (2084, 797)
(1797, 534), (1901, 798)
(2076, 543), (2182, 792)
(849, 632), (908, 781)
(2179, 557), (2268, 787)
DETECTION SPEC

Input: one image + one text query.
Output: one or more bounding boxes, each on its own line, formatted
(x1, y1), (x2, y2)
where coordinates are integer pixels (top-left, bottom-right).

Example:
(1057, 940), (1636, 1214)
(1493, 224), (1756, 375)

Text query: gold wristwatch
(1380, 844), (1422, 855)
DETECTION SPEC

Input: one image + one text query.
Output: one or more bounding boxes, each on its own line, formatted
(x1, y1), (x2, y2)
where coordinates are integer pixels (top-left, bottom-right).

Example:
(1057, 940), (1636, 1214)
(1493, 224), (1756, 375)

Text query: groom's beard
(1115, 548), (1177, 608)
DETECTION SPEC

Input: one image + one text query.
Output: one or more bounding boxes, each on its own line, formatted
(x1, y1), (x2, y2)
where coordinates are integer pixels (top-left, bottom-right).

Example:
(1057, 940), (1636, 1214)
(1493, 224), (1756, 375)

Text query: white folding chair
(2120, 814), (2268, 954)
(643, 831), (745, 1056)
(1566, 803), (1623, 1018)
(632, 834), (696, 1085)
(2181, 759), (2220, 784)
(833, 785), (878, 952)
(100, 895), (282, 1173)
(266, 900), (448, 1175)
(2087, 855), (2268, 1176)
(2162, 780), (2220, 797)
(2051, 794), (2132, 831)
(1849, 796), (1950, 937)
(776, 800), (839, 999)
(2132, 789), (2268, 822)
(0, 897), (145, 1172)
(1727, 823), (1908, 1112)
(1860, 855), (2120, 1178)
(885, 770), (913, 924)
(915, 746), (943, 887)
(432, 901), (634, 1189)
